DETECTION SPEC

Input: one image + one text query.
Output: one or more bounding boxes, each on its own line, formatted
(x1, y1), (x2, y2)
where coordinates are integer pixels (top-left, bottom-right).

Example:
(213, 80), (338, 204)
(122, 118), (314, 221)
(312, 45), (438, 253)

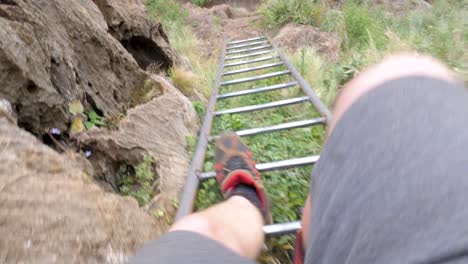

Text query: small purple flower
(84, 150), (92, 158)
(50, 128), (61, 135)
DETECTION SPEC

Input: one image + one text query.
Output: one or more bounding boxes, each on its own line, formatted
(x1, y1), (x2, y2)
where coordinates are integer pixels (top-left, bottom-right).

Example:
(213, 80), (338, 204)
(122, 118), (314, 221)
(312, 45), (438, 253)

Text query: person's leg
(329, 54), (457, 132)
(301, 54), (458, 248)
(132, 132), (270, 264)
(170, 196), (264, 259)
(301, 53), (467, 263)
(168, 132), (273, 260)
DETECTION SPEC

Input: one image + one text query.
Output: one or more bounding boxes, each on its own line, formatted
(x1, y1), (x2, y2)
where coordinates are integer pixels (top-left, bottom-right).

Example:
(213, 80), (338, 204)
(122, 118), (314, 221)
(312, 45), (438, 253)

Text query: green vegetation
(146, 0), (186, 24)
(260, 0), (466, 75)
(169, 67), (198, 97)
(191, 0), (210, 7)
(84, 110), (105, 130)
(342, 2), (386, 50)
(195, 64), (325, 261)
(206, 1), (464, 262)
(119, 156), (157, 206)
(144, 0), (465, 263)
(192, 100), (206, 119)
(68, 100), (108, 132)
(212, 15), (222, 27)
(259, 0), (327, 29)
(146, 0), (217, 98)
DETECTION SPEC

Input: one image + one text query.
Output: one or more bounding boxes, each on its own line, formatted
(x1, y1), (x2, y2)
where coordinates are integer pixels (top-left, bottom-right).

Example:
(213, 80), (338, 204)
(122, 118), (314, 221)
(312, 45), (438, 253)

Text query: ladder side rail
(266, 36), (333, 123)
(175, 39), (227, 221)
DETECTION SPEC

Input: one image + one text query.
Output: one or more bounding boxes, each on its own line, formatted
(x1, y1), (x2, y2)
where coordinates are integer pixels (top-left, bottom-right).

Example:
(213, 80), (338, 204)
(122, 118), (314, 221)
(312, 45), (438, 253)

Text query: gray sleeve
(131, 231), (256, 264)
(305, 76), (468, 264)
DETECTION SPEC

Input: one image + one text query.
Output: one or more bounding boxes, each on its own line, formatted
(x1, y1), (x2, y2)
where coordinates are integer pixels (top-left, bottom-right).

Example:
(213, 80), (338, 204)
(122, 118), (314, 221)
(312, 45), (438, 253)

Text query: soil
(177, 0), (261, 11)
(273, 23), (340, 62)
(205, 0), (261, 11)
(182, 2), (263, 57)
(182, 0), (424, 60)
(182, 1), (341, 60)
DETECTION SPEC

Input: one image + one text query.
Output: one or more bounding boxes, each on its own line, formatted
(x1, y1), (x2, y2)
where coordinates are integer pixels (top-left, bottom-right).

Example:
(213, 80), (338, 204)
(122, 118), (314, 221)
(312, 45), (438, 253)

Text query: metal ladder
(176, 35), (332, 237)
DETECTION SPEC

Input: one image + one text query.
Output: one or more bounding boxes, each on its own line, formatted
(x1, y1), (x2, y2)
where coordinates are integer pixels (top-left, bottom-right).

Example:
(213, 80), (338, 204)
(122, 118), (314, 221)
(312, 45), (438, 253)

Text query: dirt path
(182, 2), (263, 57)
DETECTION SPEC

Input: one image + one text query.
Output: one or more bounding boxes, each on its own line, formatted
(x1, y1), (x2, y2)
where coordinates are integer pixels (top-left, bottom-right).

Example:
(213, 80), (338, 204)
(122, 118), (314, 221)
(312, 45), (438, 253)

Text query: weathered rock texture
(273, 23), (340, 62)
(93, 0), (181, 70)
(0, 116), (161, 264)
(0, 0), (178, 136)
(78, 76), (198, 212)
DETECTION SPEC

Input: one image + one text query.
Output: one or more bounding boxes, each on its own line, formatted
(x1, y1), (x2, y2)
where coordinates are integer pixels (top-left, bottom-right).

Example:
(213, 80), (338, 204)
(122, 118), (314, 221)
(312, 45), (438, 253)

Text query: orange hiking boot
(214, 132), (272, 224)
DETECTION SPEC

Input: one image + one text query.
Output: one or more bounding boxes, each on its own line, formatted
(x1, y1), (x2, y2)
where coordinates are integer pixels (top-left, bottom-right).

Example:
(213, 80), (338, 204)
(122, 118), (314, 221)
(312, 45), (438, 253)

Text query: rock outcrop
(273, 23), (340, 61)
(0, 116), (161, 263)
(0, 0), (200, 262)
(93, 0), (181, 70)
(0, 0), (178, 136)
(78, 76), (198, 215)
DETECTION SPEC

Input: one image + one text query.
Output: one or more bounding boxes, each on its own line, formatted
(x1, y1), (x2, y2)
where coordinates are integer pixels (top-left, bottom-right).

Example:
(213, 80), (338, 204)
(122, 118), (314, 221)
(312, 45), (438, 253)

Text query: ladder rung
(228, 36), (266, 45)
(224, 56), (279, 68)
(215, 96), (308, 115)
(227, 41), (268, 50)
(218, 82), (298, 99)
(264, 221), (301, 237)
(223, 62), (284, 76)
(211, 117), (326, 140)
(226, 45), (272, 55)
(220, 70), (291, 86)
(225, 50), (272, 61)
(200, 156), (320, 180)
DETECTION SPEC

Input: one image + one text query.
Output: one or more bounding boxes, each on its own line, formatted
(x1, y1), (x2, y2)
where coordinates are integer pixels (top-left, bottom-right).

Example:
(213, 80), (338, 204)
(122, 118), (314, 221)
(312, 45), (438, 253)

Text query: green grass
(195, 51), (327, 263)
(146, 0), (217, 98)
(342, 2), (387, 50)
(259, 0), (327, 30)
(169, 67), (198, 97)
(119, 156), (157, 206)
(146, 0), (187, 24)
(229, 1), (464, 262)
(191, 0), (210, 7)
(388, 0), (466, 72)
(260, 0), (466, 77)
(144, 0), (465, 263)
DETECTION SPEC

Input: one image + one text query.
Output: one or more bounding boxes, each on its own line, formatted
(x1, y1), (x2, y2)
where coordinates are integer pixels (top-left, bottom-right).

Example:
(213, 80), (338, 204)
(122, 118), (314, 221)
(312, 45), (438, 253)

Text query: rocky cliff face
(93, 0), (182, 70)
(0, 0), (198, 262)
(78, 76), (198, 212)
(0, 0), (180, 137)
(0, 116), (161, 264)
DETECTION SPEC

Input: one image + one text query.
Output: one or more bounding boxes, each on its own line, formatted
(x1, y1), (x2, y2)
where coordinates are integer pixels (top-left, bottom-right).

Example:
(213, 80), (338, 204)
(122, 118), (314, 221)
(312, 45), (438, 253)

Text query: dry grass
(169, 67), (198, 96)
(164, 24), (217, 98)
(146, 0), (217, 99)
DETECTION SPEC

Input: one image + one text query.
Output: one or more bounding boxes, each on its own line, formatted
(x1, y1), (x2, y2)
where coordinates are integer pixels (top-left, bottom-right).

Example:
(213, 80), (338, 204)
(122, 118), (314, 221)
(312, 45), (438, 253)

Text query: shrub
(146, 0), (216, 99)
(259, 0), (326, 30)
(146, 0), (186, 24)
(342, 1), (387, 50)
(191, 0), (209, 7)
(320, 8), (344, 33)
(192, 101), (206, 119)
(169, 67), (198, 96)
(119, 156), (157, 206)
(390, 0), (465, 71)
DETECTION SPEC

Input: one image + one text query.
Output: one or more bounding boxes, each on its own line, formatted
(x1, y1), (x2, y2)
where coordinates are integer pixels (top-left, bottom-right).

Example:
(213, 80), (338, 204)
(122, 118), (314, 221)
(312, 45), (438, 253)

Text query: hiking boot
(214, 131), (272, 224)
